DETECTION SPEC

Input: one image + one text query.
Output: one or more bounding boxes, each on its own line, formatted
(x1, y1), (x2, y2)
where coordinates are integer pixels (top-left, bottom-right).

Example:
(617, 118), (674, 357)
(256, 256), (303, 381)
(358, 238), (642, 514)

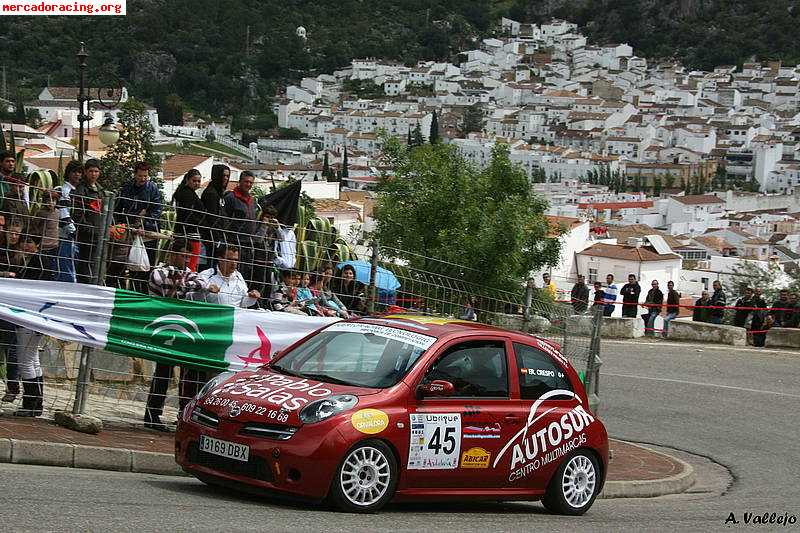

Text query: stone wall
(667, 318), (747, 346)
(765, 327), (800, 349)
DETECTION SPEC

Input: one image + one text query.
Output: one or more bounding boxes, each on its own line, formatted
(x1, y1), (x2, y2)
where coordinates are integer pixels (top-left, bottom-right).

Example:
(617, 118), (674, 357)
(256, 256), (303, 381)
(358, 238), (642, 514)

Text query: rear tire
(542, 450), (600, 516)
(329, 440), (398, 513)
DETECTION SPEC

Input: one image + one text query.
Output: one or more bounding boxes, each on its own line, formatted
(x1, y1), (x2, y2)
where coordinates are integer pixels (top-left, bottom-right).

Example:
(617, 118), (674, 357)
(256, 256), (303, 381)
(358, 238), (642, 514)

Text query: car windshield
(271, 322), (437, 388)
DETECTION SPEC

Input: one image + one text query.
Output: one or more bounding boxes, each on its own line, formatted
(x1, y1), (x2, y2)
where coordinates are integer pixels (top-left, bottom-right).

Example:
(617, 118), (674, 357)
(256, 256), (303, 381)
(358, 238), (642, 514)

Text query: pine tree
(406, 128), (412, 146)
(429, 110), (440, 144)
(322, 151), (330, 179)
(411, 123), (424, 147)
(14, 94), (25, 125)
(341, 148), (349, 179)
(99, 98), (161, 192)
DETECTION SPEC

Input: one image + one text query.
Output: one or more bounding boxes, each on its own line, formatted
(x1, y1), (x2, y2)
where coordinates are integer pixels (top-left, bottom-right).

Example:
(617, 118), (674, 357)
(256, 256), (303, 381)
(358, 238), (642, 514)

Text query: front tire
(542, 450), (600, 515)
(329, 440), (398, 513)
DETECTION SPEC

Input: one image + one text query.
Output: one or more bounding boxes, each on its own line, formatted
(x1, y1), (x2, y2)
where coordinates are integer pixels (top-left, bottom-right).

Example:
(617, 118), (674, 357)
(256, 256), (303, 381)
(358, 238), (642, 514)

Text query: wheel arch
(545, 446), (606, 493)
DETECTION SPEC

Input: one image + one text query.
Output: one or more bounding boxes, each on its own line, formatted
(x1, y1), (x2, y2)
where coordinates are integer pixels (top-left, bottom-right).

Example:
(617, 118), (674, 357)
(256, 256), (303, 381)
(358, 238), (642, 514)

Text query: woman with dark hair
(171, 169), (206, 271)
(332, 264), (365, 314)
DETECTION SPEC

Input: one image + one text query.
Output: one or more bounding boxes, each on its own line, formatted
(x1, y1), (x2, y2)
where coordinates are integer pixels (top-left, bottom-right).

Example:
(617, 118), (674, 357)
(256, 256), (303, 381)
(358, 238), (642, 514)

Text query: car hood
(197, 369), (379, 426)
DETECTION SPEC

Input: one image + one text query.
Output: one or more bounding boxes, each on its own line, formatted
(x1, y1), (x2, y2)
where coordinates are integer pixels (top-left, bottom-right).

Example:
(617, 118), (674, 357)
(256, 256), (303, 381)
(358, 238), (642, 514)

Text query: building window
(588, 267), (598, 283)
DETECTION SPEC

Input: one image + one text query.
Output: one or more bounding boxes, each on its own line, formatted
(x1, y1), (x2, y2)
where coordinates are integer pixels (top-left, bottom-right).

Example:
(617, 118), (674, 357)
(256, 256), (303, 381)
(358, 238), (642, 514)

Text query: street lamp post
(77, 42), (89, 162)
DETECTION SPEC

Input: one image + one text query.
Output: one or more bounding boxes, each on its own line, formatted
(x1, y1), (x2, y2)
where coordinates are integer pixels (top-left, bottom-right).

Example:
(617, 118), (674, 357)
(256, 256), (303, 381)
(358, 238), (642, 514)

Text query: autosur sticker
(460, 447), (491, 469)
(351, 409), (389, 434)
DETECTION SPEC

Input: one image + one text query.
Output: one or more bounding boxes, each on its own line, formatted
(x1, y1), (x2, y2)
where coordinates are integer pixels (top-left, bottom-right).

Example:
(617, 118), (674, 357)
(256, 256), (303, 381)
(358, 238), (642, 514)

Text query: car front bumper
(175, 409), (349, 500)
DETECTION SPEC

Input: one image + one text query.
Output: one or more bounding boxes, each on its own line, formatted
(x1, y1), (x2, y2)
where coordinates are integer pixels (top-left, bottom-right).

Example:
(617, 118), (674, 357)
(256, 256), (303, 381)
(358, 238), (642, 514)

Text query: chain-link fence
(0, 177), (604, 425)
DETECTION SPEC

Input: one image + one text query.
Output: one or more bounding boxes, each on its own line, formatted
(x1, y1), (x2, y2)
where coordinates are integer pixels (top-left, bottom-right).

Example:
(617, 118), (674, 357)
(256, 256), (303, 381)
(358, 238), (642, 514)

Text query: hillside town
(6, 17), (800, 307)
(2, 8), (800, 529)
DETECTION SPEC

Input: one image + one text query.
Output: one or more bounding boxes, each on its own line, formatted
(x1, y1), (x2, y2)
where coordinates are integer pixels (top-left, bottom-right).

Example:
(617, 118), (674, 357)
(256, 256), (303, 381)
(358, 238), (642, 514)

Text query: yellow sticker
(351, 409), (389, 435)
(383, 315), (471, 325)
(460, 447), (491, 469)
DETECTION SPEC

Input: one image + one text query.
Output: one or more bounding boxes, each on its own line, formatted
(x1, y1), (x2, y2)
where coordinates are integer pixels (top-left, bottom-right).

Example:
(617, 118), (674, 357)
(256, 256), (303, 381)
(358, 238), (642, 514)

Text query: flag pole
(73, 193), (116, 415)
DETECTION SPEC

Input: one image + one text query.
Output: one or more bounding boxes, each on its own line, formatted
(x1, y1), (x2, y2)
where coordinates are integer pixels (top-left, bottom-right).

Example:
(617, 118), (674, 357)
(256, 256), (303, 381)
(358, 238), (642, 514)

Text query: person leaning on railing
(171, 168), (206, 272)
(28, 187), (60, 277)
(252, 206), (280, 298)
(222, 171), (257, 283)
(54, 161), (83, 283)
(4, 234), (50, 417)
(332, 264), (366, 315)
(143, 238), (213, 431)
(0, 173), (29, 237)
(709, 280), (726, 325)
(0, 213), (20, 405)
(310, 271), (349, 318)
(642, 280), (663, 337)
(115, 162), (163, 293)
(785, 293), (800, 328)
(199, 164), (230, 269)
(74, 159), (106, 284)
(570, 274), (590, 314)
(693, 291), (712, 323)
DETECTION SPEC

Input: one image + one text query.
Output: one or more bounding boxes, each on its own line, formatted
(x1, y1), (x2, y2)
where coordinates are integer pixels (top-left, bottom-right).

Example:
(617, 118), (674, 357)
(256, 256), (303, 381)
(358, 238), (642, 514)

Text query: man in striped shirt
(603, 274), (619, 317)
(144, 239), (212, 431)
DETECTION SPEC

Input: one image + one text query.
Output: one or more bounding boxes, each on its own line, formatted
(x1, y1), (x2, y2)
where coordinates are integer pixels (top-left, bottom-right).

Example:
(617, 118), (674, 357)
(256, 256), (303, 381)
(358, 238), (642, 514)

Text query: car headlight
(196, 371), (236, 399)
(299, 395), (359, 424)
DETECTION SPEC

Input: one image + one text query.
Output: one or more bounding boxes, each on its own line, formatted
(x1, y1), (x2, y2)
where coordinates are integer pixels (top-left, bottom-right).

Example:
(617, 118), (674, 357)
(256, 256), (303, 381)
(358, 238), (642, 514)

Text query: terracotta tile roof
(605, 224), (684, 249)
(162, 154), (211, 180)
(578, 243), (681, 262)
(43, 86), (124, 101)
(312, 199), (361, 213)
(693, 236), (736, 252)
(671, 194), (724, 205)
(24, 156), (62, 172)
(578, 201), (653, 210)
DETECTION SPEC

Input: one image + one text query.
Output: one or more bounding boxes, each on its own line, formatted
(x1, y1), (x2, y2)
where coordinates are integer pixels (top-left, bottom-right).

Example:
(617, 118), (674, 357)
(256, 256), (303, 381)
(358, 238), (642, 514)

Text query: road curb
(0, 437), (186, 477)
(600, 441), (696, 499)
(0, 436), (693, 495)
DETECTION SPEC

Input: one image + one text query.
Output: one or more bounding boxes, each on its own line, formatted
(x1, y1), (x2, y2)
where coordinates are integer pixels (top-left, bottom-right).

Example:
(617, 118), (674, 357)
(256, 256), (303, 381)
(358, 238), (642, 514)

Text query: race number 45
(407, 413), (462, 470)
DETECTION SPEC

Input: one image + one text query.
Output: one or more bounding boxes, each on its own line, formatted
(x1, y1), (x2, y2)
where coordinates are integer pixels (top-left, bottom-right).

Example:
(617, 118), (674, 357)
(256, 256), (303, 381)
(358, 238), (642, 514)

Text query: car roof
(353, 314), (520, 339)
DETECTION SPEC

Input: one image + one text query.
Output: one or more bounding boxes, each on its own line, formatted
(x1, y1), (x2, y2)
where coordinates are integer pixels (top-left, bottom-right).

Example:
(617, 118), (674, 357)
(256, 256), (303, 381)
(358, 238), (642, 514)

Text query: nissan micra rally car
(176, 315), (608, 514)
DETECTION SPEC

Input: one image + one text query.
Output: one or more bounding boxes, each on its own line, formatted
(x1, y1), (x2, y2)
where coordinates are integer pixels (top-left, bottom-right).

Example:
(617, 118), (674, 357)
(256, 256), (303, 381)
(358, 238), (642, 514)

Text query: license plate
(199, 436), (250, 462)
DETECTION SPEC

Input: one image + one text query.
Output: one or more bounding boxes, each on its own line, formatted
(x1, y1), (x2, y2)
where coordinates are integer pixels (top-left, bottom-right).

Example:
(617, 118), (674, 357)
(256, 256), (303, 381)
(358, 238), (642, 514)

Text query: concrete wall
(600, 317), (644, 338)
(667, 317), (747, 346)
(765, 328), (800, 349)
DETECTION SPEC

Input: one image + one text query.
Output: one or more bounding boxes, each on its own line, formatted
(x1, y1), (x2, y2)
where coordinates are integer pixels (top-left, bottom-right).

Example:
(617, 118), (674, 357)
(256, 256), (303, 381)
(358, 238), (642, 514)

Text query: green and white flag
(0, 279), (337, 371)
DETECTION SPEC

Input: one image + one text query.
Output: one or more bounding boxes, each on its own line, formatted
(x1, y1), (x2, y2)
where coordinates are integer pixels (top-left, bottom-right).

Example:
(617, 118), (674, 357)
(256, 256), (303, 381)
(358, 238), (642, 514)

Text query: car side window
(513, 342), (573, 400)
(422, 340), (508, 398)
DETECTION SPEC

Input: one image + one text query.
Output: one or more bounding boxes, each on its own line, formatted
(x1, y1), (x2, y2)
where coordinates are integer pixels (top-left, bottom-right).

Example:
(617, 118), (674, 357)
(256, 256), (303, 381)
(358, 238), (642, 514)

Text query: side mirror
(417, 380), (455, 399)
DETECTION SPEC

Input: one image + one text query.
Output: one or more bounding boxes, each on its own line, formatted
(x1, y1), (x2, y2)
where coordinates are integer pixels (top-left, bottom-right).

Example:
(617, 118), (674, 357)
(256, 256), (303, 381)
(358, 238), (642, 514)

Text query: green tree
(410, 123), (425, 147)
(664, 173), (676, 189)
(375, 138), (560, 289)
(322, 151), (331, 180)
(458, 103), (485, 136)
(341, 148), (349, 179)
(429, 110), (440, 144)
(653, 177), (662, 197)
(100, 98), (160, 192)
(14, 94), (25, 125)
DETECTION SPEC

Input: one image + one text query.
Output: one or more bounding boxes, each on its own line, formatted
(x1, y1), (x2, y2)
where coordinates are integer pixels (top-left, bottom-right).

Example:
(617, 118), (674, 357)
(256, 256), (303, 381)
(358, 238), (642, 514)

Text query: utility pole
(77, 42), (89, 162)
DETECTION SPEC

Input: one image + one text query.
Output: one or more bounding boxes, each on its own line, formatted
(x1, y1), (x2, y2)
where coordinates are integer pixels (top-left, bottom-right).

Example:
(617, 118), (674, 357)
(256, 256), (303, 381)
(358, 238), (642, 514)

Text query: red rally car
(175, 315), (608, 514)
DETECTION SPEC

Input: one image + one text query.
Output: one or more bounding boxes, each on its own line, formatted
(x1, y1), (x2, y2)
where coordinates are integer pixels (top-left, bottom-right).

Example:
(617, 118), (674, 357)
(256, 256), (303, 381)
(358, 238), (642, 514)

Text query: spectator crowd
(565, 271), (799, 347)
(0, 156), (367, 424)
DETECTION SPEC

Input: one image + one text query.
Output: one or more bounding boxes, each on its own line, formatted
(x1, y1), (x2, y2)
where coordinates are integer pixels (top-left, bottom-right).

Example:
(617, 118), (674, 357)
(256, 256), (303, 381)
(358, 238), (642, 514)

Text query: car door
(405, 337), (519, 489)
(494, 341), (592, 490)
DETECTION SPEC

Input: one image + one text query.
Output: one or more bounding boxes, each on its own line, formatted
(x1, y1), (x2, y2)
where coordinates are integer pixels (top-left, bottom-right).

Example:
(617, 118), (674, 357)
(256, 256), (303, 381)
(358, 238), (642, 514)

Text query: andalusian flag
(0, 280), (336, 371)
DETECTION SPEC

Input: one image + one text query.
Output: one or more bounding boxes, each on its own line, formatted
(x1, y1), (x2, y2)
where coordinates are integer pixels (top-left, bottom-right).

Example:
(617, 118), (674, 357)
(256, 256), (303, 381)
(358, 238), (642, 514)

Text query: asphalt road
(1, 340), (798, 532)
